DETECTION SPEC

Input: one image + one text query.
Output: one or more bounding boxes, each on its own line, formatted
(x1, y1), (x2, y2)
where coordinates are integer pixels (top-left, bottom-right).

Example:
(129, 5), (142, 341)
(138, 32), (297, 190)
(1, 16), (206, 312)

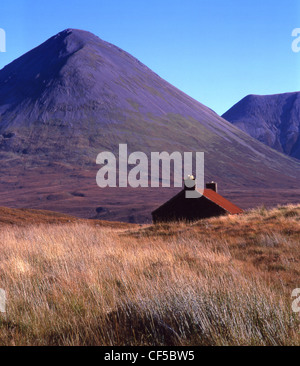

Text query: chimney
(184, 175), (196, 191)
(206, 181), (218, 193)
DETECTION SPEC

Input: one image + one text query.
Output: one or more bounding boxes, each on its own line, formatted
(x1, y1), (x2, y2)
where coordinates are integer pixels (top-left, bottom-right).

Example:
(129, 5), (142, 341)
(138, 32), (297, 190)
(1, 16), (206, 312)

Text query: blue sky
(0, 0), (299, 114)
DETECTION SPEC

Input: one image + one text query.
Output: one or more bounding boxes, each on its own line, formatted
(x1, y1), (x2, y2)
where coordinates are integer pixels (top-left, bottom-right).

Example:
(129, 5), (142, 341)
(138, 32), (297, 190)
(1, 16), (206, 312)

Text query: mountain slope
(0, 29), (299, 222)
(222, 92), (300, 159)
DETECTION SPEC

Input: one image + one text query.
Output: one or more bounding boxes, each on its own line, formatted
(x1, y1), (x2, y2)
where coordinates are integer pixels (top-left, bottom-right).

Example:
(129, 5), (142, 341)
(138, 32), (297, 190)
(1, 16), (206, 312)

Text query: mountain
(0, 29), (299, 222)
(222, 92), (300, 159)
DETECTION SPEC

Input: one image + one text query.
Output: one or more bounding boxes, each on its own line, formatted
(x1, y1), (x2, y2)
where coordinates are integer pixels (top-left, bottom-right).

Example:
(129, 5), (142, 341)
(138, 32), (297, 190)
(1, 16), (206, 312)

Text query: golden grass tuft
(0, 204), (299, 345)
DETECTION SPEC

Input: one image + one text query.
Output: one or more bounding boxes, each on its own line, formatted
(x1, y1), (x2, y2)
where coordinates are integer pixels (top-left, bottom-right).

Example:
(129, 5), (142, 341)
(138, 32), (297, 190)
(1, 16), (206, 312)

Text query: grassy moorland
(0, 205), (299, 346)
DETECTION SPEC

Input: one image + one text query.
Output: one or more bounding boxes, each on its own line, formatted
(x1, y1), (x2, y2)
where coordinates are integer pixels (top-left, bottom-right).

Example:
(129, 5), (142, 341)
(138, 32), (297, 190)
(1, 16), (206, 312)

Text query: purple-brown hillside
(0, 29), (299, 222)
(222, 92), (300, 159)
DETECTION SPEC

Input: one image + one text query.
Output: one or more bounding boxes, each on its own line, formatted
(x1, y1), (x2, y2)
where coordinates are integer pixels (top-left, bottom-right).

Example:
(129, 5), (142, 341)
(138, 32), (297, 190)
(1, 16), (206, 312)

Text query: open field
(0, 162), (299, 223)
(0, 204), (299, 345)
(0, 206), (133, 228)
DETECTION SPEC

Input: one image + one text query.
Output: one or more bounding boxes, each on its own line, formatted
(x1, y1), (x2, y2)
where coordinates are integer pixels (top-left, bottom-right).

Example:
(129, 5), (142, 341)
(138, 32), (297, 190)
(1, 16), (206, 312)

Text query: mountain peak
(57, 28), (93, 37)
(0, 29), (105, 77)
(0, 29), (113, 105)
(52, 28), (103, 50)
(40, 28), (104, 58)
(222, 92), (300, 159)
(0, 28), (155, 112)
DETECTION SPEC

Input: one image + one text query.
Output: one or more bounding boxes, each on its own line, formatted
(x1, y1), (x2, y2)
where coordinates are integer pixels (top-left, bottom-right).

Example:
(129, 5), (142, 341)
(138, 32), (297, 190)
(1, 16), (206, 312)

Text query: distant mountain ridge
(0, 29), (299, 222)
(222, 92), (300, 159)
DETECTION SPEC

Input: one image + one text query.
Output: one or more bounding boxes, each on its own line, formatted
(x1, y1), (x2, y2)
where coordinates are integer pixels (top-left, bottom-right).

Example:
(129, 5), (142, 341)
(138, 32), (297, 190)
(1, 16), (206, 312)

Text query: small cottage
(152, 177), (243, 223)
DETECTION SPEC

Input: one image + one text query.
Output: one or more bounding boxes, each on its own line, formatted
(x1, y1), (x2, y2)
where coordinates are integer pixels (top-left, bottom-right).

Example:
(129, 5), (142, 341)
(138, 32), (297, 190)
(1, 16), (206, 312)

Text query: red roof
(200, 189), (243, 214)
(152, 187), (243, 216)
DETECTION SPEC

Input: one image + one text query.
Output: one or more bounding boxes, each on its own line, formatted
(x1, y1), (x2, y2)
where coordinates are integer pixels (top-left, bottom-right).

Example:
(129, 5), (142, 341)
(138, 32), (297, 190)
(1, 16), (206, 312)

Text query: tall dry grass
(0, 205), (299, 346)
